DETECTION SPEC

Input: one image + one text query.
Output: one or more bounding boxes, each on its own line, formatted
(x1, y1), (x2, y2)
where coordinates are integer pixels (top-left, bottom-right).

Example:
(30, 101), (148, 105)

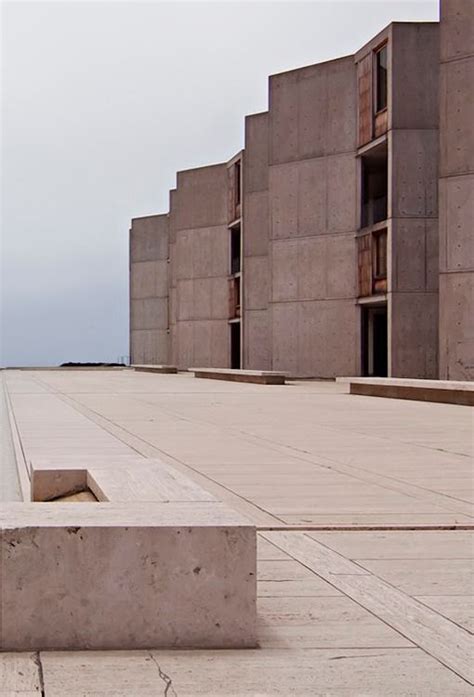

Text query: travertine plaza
(1, 369), (473, 693)
(1, 0), (473, 695)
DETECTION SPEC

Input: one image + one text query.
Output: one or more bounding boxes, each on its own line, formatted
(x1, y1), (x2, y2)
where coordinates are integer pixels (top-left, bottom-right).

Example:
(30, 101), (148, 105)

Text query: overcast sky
(1, 0), (438, 366)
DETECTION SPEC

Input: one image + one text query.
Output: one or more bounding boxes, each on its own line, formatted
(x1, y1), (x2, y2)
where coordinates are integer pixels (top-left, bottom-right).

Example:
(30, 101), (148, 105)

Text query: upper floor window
(234, 161), (241, 208)
(230, 225), (241, 275)
(375, 45), (388, 113)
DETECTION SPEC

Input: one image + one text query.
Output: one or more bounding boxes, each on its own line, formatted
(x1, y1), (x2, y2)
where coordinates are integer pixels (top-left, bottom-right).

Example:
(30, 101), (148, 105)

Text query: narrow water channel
(1, 373), (22, 501)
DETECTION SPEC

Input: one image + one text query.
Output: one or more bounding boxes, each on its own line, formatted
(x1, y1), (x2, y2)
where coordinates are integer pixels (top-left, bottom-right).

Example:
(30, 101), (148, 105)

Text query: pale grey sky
(1, 0), (438, 366)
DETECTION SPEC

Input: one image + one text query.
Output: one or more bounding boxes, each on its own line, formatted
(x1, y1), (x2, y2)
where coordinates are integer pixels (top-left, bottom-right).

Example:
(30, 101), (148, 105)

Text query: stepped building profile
(130, 0), (473, 380)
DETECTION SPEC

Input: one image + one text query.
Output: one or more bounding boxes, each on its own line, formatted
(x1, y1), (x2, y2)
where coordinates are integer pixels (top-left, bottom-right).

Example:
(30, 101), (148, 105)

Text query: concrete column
(129, 215), (170, 365)
(439, 0), (474, 379)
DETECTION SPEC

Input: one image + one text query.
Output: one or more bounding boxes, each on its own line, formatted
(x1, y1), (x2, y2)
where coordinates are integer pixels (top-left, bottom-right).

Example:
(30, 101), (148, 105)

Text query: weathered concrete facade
(168, 164), (231, 370)
(130, 3), (473, 380)
(129, 214), (169, 365)
(439, 0), (474, 380)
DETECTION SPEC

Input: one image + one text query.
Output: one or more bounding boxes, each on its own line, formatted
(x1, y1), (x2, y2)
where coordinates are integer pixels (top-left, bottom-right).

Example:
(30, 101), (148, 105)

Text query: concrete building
(130, 0), (473, 379)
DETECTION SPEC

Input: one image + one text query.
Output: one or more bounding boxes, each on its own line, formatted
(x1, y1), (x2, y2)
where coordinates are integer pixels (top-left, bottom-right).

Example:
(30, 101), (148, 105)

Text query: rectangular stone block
(0, 502), (256, 650)
(190, 368), (285, 385)
(132, 365), (177, 374)
(343, 377), (474, 406)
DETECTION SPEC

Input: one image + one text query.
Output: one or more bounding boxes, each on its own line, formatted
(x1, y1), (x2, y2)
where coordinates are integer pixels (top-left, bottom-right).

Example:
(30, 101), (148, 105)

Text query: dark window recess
(361, 146), (388, 228)
(375, 45), (388, 113)
(229, 276), (241, 319)
(234, 161), (241, 207)
(230, 225), (241, 275)
(230, 322), (241, 369)
(362, 307), (388, 377)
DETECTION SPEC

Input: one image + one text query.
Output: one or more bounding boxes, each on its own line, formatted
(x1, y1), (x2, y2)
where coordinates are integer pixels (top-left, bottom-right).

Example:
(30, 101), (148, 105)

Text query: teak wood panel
(358, 53), (373, 147)
(374, 108), (388, 139)
(357, 233), (372, 297)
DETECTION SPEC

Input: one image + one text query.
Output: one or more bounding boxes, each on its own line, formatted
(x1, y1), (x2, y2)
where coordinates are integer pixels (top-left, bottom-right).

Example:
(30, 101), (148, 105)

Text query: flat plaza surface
(1, 369), (473, 695)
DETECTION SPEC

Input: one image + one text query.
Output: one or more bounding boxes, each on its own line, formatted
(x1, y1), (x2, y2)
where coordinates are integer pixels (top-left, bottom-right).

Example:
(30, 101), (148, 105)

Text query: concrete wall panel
(211, 321), (230, 368)
(244, 113), (269, 193)
(297, 158), (328, 238)
(244, 256), (269, 310)
(392, 220), (427, 292)
(177, 321), (194, 369)
(326, 57), (357, 155)
(426, 220), (439, 292)
(130, 298), (168, 331)
(130, 260), (168, 300)
(296, 237), (327, 300)
(297, 66), (328, 160)
(325, 234), (357, 299)
(192, 228), (213, 278)
(269, 57), (356, 165)
(193, 278), (213, 320)
(439, 0), (474, 379)
(177, 280), (194, 321)
(244, 310), (271, 370)
(440, 0), (474, 63)
(174, 164), (228, 230)
(269, 163), (299, 239)
(271, 303), (298, 375)
(327, 154), (357, 233)
(271, 240), (298, 302)
(391, 129), (439, 218)
(439, 272), (474, 379)
(298, 300), (359, 378)
(269, 71), (299, 165)
(175, 230), (194, 280)
(392, 219), (439, 294)
(212, 228), (230, 277)
(439, 58), (474, 177)
(211, 277), (231, 319)
(391, 23), (440, 130)
(193, 321), (212, 367)
(243, 192), (269, 257)
(130, 330), (169, 365)
(439, 174), (474, 272)
(391, 292), (438, 378)
(130, 215), (169, 262)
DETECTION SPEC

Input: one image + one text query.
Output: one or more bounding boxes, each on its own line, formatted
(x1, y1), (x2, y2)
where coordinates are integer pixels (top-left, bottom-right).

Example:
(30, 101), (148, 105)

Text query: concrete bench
(337, 377), (474, 406)
(190, 368), (286, 385)
(132, 364), (178, 374)
(1, 458), (256, 651)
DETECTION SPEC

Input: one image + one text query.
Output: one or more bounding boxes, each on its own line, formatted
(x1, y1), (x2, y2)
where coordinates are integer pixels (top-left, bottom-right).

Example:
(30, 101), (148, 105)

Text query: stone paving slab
(2, 369), (473, 694)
